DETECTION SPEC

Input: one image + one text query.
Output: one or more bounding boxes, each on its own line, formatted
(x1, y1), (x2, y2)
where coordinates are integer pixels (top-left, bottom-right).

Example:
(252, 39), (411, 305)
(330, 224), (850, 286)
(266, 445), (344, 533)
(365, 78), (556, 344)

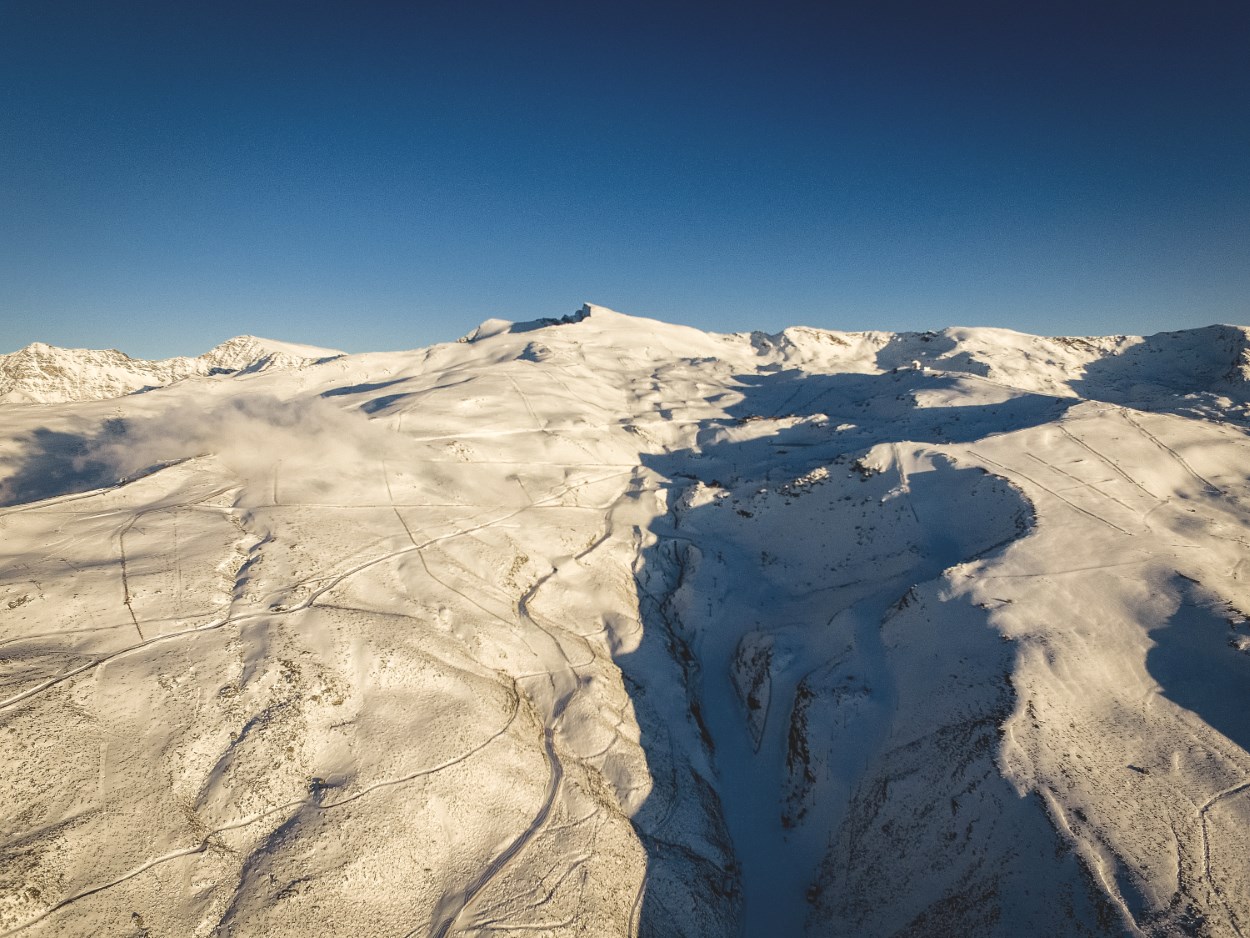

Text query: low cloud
(0, 394), (396, 507)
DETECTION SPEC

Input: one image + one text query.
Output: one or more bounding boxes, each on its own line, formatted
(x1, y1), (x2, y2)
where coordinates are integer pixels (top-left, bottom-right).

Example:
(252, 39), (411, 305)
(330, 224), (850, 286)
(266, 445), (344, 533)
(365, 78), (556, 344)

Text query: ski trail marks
(1058, 424), (1160, 502)
(424, 476), (642, 936)
(1024, 453), (1141, 516)
(0, 689), (523, 937)
(1197, 779), (1250, 938)
(1118, 409), (1223, 496)
(509, 376), (545, 433)
(1, 471), (630, 713)
(427, 704), (566, 938)
(971, 451), (1133, 535)
(116, 514), (144, 640)
(383, 458), (421, 548)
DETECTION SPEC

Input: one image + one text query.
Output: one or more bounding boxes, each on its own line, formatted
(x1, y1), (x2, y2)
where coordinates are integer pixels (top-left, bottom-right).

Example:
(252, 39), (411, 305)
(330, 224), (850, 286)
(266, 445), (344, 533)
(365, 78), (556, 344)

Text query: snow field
(2, 306), (1249, 936)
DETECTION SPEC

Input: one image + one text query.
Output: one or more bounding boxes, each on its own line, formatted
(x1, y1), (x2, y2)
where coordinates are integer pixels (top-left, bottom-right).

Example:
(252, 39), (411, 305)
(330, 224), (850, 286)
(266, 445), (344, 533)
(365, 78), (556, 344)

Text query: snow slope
(0, 336), (342, 404)
(1, 305), (1249, 937)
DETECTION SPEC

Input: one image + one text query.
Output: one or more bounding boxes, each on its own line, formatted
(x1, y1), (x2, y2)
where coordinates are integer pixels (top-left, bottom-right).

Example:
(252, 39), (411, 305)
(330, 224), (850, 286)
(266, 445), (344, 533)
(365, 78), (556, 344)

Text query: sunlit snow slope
(2, 306), (1249, 937)
(0, 336), (342, 404)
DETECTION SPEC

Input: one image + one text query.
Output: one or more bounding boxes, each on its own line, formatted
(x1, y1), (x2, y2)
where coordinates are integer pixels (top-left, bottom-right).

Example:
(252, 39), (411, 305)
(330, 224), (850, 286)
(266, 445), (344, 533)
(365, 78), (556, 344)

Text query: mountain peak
(460, 304), (600, 343)
(0, 335), (342, 404)
(5, 306), (1250, 936)
(200, 335), (343, 373)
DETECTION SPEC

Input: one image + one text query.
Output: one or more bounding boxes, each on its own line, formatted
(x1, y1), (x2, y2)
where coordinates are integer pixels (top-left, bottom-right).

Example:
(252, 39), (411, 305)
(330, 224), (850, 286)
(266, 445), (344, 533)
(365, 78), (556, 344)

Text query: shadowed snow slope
(2, 305), (1250, 937)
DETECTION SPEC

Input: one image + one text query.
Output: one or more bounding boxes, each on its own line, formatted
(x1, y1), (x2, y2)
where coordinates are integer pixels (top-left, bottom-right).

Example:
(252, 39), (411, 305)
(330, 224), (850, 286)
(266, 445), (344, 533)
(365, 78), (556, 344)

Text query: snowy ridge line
(5, 306), (1250, 936)
(0, 335), (342, 404)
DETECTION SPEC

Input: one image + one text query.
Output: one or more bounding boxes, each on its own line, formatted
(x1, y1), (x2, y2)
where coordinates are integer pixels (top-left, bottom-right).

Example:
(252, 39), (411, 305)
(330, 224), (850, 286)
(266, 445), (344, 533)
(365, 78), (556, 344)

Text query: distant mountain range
(0, 335), (342, 403)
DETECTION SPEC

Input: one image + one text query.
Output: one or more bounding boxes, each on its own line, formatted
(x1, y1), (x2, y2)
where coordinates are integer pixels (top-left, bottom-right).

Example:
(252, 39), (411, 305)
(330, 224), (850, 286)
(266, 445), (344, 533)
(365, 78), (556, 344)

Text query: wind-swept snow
(2, 305), (1249, 936)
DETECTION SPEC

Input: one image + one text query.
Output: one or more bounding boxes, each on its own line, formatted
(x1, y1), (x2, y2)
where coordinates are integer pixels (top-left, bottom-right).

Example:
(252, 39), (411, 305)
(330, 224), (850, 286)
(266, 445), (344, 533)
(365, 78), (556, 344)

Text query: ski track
(426, 476), (645, 937)
(893, 442), (922, 525)
(1197, 779), (1250, 938)
(1038, 786), (1148, 938)
(425, 554), (591, 936)
(116, 514), (145, 640)
(0, 458), (201, 517)
(1024, 452), (1142, 517)
(0, 470), (631, 713)
(1118, 408), (1223, 496)
(1058, 423), (1160, 501)
(971, 450), (1133, 535)
(383, 458), (422, 549)
(427, 706), (566, 938)
(0, 690), (523, 937)
(3, 458), (636, 934)
(508, 376), (545, 433)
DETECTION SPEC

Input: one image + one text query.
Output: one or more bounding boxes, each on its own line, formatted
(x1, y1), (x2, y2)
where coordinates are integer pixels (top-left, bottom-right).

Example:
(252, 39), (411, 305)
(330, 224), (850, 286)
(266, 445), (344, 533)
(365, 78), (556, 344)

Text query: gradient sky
(2, 0), (1248, 358)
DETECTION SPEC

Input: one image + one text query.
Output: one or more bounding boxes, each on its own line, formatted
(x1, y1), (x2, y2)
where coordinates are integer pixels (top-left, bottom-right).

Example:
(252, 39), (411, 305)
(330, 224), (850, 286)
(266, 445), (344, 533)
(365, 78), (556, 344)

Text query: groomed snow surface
(2, 305), (1250, 937)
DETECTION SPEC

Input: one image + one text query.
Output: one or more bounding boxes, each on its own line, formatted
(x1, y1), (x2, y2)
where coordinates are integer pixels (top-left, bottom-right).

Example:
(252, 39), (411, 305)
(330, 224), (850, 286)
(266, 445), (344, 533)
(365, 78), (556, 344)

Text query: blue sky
(2, 0), (1247, 357)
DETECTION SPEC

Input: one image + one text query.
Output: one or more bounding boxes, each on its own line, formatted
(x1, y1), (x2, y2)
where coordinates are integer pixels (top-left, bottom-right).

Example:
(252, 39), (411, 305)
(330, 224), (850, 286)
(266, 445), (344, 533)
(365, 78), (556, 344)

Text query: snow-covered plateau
(2, 305), (1249, 937)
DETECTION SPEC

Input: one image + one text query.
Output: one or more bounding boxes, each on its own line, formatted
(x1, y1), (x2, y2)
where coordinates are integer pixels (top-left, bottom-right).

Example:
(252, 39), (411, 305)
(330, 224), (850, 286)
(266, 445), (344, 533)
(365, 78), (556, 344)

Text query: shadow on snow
(1147, 580), (1250, 757)
(0, 422), (131, 507)
(617, 368), (1125, 936)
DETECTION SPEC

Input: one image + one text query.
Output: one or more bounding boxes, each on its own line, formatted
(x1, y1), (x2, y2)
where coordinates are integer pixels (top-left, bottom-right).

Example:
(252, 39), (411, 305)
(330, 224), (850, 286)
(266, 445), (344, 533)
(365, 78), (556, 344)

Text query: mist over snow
(0, 393), (405, 510)
(2, 305), (1250, 937)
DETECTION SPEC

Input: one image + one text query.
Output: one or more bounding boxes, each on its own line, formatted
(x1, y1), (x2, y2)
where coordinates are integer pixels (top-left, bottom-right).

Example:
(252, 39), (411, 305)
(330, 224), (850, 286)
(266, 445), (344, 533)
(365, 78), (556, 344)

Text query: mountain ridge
(2, 305), (1249, 937)
(0, 334), (342, 404)
(8, 307), (1249, 409)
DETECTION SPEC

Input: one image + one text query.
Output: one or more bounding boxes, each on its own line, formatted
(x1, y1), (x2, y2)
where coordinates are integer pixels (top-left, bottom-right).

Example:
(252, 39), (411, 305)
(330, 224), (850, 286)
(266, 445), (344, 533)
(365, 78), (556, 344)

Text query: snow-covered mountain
(0, 335), (342, 404)
(2, 305), (1249, 937)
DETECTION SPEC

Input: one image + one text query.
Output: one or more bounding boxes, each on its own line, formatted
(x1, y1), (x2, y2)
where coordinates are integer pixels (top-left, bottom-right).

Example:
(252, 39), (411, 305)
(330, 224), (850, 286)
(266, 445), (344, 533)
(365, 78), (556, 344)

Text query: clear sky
(2, 0), (1247, 358)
